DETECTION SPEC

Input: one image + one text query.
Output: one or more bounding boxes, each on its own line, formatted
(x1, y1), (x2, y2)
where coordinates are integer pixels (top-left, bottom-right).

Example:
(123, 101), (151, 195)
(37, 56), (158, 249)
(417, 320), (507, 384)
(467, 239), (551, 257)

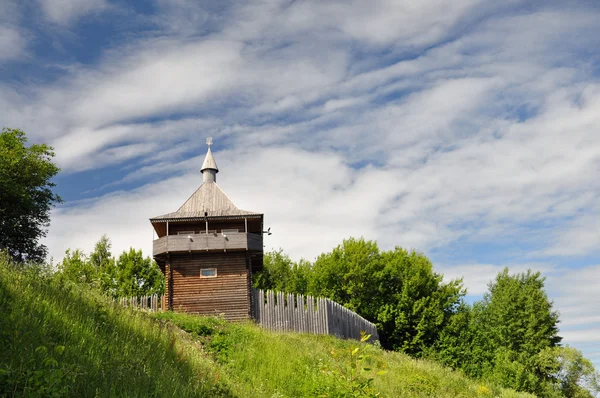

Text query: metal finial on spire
(206, 137), (213, 147)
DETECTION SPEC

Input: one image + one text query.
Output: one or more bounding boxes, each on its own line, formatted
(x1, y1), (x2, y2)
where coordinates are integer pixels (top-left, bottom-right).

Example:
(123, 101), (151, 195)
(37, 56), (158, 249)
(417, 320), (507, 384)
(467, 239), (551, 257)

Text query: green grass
(0, 257), (534, 397)
(153, 311), (534, 398)
(0, 258), (226, 397)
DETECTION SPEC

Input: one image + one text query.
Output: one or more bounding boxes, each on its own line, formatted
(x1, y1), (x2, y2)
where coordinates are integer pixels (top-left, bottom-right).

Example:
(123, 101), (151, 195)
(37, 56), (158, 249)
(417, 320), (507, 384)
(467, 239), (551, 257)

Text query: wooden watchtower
(150, 139), (263, 320)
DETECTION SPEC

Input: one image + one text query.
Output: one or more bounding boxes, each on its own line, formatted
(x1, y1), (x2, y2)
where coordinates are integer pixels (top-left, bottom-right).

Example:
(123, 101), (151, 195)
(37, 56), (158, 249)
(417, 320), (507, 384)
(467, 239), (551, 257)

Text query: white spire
(201, 137), (218, 183)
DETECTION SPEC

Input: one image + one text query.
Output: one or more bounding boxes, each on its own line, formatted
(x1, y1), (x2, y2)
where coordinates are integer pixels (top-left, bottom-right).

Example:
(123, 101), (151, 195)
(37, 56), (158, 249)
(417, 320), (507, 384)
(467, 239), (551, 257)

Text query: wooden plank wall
(171, 253), (250, 321)
(252, 289), (379, 342)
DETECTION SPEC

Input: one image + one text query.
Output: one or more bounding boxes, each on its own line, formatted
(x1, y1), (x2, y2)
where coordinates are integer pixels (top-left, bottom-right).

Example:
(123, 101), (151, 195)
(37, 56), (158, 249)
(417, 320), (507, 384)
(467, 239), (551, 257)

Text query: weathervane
(206, 137), (213, 147)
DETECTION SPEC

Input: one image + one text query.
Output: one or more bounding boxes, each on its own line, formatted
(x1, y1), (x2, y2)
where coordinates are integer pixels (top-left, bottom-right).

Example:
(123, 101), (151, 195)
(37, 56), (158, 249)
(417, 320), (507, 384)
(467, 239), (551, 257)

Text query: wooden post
(166, 259), (173, 311)
(307, 296), (314, 334)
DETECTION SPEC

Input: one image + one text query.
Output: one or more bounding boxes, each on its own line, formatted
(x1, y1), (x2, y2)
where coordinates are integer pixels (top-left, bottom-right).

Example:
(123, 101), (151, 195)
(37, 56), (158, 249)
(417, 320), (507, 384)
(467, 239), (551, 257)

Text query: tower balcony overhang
(153, 232), (263, 257)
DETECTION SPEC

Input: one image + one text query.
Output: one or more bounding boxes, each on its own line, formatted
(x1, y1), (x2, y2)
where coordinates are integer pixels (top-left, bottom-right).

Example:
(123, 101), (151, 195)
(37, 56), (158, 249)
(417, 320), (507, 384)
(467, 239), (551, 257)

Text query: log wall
(169, 253), (250, 321)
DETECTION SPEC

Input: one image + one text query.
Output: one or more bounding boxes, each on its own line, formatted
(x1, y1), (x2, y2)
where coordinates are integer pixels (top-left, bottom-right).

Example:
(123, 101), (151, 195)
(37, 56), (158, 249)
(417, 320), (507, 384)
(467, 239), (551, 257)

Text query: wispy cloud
(38, 0), (110, 25)
(0, 26), (27, 62)
(0, 0), (28, 63)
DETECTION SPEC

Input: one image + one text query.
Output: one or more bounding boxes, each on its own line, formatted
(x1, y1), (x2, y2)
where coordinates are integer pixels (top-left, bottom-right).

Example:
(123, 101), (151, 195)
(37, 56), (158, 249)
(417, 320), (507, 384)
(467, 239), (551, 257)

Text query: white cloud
(0, 1), (28, 63)
(542, 205), (600, 257)
(0, 26), (27, 62)
(38, 0), (109, 25)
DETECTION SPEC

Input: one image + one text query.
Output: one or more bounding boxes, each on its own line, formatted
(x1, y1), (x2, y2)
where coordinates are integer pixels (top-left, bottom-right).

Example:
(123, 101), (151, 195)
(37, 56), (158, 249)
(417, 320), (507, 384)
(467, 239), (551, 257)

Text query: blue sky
(1, 0), (599, 369)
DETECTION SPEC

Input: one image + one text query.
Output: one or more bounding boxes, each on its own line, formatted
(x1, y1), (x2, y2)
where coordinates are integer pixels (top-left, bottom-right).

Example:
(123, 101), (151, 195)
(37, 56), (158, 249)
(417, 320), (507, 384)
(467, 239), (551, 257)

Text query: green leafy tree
(374, 247), (465, 355)
(480, 268), (561, 354)
(90, 235), (118, 297)
(0, 128), (61, 262)
(57, 236), (164, 298)
(309, 238), (382, 322)
(287, 258), (312, 295)
(115, 248), (164, 297)
(538, 346), (600, 398)
(57, 249), (97, 285)
(308, 238), (465, 355)
(425, 301), (474, 371)
(252, 249), (295, 292)
(89, 234), (112, 269)
(467, 268), (562, 395)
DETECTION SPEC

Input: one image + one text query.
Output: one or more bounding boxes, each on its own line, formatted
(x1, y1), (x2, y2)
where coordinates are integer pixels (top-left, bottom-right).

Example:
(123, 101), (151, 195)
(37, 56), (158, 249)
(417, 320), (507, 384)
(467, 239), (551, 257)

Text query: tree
(481, 268), (561, 353)
(425, 301), (474, 371)
(287, 258), (312, 295)
(252, 250), (312, 295)
(115, 248), (164, 297)
(252, 249), (294, 292)
(309, 238), (383, 322)
(0, 128), (61, 262)
(374, 247), (465, 355)
(89, 234), (112, 269)
(90, 235), (118, 296)
(538, 346), (600, 398)
(57, 236), (164, 298)
(469, 268), (562, 395)
(57, 249), (97, 285)
(308, 238), (465, 355)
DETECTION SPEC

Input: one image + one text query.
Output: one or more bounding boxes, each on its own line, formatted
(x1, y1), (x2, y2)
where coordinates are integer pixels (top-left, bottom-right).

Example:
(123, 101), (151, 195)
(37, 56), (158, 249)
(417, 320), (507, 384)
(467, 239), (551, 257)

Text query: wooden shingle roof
(150, 141), (262, 222)
(150, 181), (260, 221)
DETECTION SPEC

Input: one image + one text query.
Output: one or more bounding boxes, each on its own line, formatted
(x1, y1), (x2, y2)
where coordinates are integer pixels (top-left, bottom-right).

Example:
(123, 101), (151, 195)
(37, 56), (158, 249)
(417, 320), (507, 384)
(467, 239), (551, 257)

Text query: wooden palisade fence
(118, 290), (379, 342)
(252, 289), (379, 342)
(118, 294), (162, 312)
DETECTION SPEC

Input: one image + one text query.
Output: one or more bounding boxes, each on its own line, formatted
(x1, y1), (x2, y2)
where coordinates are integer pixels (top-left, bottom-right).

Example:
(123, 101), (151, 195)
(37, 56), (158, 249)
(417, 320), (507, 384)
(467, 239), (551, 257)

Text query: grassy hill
(0, 258), (534, 397)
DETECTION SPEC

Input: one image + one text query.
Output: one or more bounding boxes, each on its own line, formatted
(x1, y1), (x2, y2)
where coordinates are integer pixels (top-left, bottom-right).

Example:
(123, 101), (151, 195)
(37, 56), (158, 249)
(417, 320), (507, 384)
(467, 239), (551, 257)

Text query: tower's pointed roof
(150, 138), (261, 222)
(151, 183), (258, 220)
(201, 147), (218, 172)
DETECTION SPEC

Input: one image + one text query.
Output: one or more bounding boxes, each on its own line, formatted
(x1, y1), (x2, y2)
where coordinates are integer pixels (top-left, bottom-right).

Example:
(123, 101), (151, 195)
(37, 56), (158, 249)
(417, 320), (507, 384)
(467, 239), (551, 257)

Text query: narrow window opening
(200, 268), (217, 278)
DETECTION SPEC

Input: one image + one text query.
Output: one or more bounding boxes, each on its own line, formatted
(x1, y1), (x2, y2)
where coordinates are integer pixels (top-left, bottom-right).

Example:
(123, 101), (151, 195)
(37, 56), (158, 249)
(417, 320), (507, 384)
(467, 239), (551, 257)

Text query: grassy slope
(0, 260), (533, 397)
(0, 261), (225, 397)
(155, 312), (534, 398)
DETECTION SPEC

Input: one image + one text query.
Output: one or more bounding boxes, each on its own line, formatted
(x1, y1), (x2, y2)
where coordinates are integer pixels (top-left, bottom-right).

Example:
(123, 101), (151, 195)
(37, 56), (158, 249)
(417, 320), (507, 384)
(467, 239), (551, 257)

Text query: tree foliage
(253, 249), (295, 292)
(58, 249), (96, 285)
(432, 268), (567, 396)
(309, 238), (382, 322)
(0, 128), (61, 262)
(254, 238), (465, 357)
(57, 235), (164, 298)
(539, 346), (600, 398)
(253, 249), (312, 295)
(115, 248), (164, 297)
(375, 247), (465, 355)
